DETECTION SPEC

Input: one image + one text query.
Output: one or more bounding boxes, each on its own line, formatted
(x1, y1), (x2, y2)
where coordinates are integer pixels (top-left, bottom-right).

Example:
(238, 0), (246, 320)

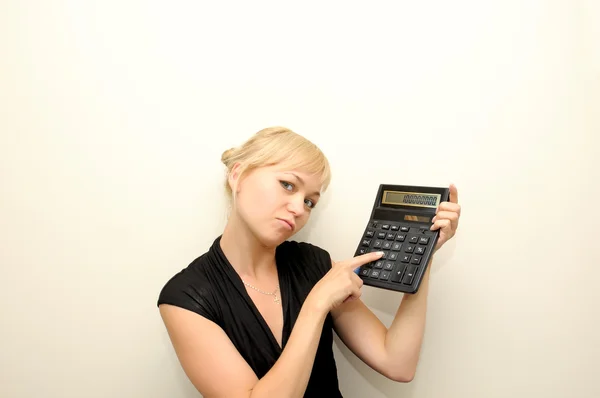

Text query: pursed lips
(277, 218), (295, 231)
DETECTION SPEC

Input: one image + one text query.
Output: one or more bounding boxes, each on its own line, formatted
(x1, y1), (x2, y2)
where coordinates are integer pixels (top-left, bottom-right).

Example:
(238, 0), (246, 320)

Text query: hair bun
(221, 147), (236, 166)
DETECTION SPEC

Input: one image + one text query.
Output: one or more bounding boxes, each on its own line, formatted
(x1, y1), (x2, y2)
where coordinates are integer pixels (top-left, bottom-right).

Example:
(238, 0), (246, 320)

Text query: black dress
(157, 236), (343, 397)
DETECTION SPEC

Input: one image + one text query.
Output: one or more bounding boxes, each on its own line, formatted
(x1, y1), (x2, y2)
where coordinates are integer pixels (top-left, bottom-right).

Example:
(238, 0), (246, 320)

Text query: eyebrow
(284, 172), (321, 197)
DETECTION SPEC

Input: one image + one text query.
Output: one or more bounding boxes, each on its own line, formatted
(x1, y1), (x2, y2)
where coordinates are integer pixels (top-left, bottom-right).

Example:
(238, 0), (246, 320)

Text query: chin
(257, 229), (294, 248)
(249, 229), (281, 248)
(260, 236), (286, 249)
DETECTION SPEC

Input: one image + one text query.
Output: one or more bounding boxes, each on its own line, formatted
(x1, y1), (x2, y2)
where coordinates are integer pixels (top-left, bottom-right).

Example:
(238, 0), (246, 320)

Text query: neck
(219, 212), (277, 280)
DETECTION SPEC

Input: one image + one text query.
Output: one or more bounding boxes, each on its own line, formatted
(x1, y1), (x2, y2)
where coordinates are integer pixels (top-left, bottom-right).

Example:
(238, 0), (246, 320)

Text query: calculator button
(400, 226), (410, 232)
(360, 268), (370, 277)
(380, 270), (391, 280)
(371, 221), (378, 228)
(419, 236), (430, 245)
(411, 256), (422, 265)
(405, 245), (415, 253)
(382, 224), (390, 230)
(401, 254), (411, 263)
(384, 262), (394, 271)
(370, 270), (381, 278)
(361, 239), (371, 247)
(392, 243), (402, 251)
(373, 240), (383, 248)
(388, 252), (398, 261)
(402, 265), (418, 284)
(380, 251), (388, 259)
(391, 264), (406, 282)
(358, 248), (368, 255)
(391, 225), (399, 231)
(373, 261), (384, 269)
(377, 232), (386, 239)
(365, 230), (374, 238)
(409, 236), (418, 244)
(382, 242), (392, 250)
(395, 234), (406, 242)
(386, 233), (395, 240)
(415, 246), (426, 255)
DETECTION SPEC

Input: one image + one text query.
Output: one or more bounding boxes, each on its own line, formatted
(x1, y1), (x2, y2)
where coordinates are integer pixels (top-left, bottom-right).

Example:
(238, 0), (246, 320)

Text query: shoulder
(157, 251), (221, 325)
(279, 239), (332, 263)
(278, 240), (333, 278)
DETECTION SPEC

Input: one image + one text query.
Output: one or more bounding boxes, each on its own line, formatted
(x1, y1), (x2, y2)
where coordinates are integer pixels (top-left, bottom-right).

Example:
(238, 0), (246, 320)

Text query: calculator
(354, 184), (450, 294)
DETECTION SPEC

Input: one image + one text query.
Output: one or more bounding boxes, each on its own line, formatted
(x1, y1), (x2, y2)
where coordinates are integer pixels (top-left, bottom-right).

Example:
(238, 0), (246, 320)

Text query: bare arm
(331, 260), (431, 382)
(332, 185), (461, 382)
(250, 301), (328, 398)
(159, 300), (327, 398)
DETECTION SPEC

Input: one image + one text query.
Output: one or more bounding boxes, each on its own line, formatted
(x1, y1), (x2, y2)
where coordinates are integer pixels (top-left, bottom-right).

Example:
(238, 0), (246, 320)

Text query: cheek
(263, 191), (284, 213)
(242, 182), (280, 214)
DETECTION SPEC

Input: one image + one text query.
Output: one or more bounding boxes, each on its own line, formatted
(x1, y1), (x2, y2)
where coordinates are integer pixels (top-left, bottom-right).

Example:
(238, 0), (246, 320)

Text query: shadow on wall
(334, 332), (418, 398)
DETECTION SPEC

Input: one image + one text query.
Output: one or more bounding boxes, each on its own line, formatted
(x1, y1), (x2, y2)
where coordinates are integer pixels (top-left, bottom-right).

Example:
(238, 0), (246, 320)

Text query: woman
(157, 126), (461, 397)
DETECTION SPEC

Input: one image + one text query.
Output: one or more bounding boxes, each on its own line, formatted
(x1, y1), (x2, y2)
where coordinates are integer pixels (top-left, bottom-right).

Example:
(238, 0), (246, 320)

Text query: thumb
(449, 183), (459, 204)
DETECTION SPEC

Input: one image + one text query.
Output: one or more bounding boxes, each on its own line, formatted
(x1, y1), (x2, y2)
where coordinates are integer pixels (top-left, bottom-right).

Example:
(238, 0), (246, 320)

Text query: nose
(287, 194), (305, 217)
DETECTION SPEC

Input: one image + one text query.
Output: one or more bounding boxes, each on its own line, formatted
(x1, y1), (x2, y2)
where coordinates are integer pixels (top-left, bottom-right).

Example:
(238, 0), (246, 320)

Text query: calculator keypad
(356, 219), (435, 290)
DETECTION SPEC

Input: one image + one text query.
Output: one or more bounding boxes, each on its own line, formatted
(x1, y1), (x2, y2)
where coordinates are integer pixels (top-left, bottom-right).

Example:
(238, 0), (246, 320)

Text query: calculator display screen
(404, 215), (431, 222)
(382, 191), (440, 208)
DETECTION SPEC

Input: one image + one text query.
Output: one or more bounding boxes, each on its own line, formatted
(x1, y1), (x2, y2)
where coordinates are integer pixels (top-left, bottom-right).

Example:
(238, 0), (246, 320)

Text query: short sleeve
(157, 265), (221, 326)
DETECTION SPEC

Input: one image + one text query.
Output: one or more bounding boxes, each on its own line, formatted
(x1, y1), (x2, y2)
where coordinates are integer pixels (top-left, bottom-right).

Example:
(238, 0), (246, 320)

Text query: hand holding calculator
(354, 184), (450, 294)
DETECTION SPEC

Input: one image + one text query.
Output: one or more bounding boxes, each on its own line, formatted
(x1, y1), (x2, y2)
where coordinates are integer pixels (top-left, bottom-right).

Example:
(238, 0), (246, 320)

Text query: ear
(228, 162), (243, 193)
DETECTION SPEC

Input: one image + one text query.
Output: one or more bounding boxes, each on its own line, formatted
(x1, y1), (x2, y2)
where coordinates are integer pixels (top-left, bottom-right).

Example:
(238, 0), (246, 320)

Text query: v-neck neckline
(214, 236), (289, 353)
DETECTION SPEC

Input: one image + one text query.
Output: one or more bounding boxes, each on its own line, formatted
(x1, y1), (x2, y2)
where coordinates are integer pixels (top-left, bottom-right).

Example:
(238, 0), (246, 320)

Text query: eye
(304, 198), (316, 209)
(280, 181), (294, 191)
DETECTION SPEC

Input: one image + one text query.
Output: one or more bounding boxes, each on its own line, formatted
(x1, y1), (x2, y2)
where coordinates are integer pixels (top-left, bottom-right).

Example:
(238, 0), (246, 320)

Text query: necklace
(242, 280), (280, 303)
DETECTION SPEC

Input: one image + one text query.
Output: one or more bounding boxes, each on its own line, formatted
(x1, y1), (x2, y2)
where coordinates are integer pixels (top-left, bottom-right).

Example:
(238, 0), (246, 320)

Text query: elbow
(391, 372), (415, 383)
(397, 372), (415, 383)
(386, 368), (416, 383)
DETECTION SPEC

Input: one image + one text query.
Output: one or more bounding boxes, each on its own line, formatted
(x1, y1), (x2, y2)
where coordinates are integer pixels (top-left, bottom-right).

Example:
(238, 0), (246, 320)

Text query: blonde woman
(157, 127), (461, 397)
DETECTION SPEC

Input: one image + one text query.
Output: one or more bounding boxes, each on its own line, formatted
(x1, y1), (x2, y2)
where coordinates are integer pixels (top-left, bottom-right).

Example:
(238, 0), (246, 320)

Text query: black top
(157, 236), (343, 397)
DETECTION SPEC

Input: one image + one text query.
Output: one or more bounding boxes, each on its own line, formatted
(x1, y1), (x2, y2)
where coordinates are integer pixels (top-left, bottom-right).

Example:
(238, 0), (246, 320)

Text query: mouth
(277, 218), (295, 231)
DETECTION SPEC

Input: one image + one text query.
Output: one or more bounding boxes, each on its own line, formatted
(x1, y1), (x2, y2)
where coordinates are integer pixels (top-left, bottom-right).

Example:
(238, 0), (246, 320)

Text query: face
(229, 164), (322, 247)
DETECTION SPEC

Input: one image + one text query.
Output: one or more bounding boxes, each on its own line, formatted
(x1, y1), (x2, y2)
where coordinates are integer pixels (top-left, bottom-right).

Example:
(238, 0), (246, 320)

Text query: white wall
(1, 1), (598, 397)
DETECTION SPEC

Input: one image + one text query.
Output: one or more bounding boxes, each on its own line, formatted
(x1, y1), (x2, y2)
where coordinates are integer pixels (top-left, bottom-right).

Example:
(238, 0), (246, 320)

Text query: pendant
(274, 294), (280, 304)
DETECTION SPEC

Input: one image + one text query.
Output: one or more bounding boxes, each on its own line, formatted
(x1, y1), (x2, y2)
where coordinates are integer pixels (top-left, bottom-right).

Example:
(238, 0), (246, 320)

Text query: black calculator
(354, 184), (450, 294)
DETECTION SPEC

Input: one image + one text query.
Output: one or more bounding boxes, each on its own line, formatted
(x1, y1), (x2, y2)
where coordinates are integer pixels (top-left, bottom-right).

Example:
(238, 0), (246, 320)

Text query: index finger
(449, 183), (459, 204)
(344, 251), (384, 269)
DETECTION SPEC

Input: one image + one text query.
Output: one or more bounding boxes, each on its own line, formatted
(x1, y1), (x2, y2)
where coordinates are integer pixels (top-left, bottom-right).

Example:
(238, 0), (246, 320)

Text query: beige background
(1, 1), (598, 397)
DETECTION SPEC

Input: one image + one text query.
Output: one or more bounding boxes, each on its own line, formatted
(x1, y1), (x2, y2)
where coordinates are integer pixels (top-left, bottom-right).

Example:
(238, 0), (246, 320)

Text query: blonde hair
(221, 126), (331, 203)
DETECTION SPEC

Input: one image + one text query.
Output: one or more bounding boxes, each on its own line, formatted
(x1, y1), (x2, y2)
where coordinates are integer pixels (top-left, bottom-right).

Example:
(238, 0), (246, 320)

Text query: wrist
(302, 295), (329, 319)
